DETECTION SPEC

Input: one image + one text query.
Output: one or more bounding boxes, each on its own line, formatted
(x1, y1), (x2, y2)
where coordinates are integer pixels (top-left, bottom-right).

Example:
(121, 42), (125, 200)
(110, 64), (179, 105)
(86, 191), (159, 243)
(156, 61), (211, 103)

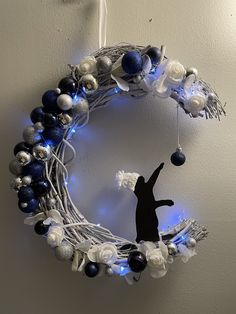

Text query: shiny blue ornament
(42, 126), (64, 147)
(34, 220), (49, 235)
(171, 149), (186, 166)
(146, 47), (161, 64)
(42, 90), (59, 113)
(22, 160), (44, 179)
(58, 77), (77, 96)
(84, 262), (100, 278)
(30, 107), (45, 124)
(121, 51), (143, 75)
(128, 251), (147, 272)
(43, 113), (58, 128)
(14, 142), (32, 156)
(18, 198), (39, 213)
(18, 186), (35, 201)
(31, 179), (51, 197)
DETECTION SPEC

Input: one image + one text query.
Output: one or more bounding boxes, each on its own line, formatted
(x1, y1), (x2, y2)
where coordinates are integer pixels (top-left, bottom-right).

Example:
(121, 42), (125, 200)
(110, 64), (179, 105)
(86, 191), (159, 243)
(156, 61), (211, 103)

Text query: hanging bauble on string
(170, 147), (186, 166)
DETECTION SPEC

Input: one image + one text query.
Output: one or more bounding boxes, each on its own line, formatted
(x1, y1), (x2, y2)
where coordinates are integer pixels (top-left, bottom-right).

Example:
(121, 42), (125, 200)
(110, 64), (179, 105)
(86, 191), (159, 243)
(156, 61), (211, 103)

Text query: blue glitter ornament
(18, 198), (39, 213)
(42, 126), (64, 147)
(30, 107), (45, 124)
(121, 51), (143, 75)
(18, 186), (35, 201)
(170, 148), (186, 166)
(84, 262), (100, 278)
(42, 90), (59, 113)
(34, 220), (49, 235)
(128, 251), (147, 272)
(22, 160), (44, 179)
(146, 47), (161, 64)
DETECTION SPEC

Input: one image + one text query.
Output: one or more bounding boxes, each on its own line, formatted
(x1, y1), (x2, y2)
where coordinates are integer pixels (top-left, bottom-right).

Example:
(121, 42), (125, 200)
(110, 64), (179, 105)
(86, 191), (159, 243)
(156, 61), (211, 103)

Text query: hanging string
(177, 104), (181, 149)
(98, 0), (108, 48)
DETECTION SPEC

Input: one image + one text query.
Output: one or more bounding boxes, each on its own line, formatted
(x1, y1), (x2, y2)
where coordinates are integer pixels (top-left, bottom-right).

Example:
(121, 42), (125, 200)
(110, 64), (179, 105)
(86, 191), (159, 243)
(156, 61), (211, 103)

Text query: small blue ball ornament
(58, 77), (77, 96)
(18, 198), (39, 213)
(128, 251), (147, 273)
(22, 160), (44, 179)
(170, 148), (186, 166)
(42, 126), (64, 147)
(121, 51), (143, 75)
(31, 179), (51, 197)
(34, 220), (49, 235)
(146, 47), (161, 64)
(42, 90), (59, 113)
(14, 142), (32, 156)
(18, 186), (35, 201)
(30, 107), (45, 124)
(84, 262), (100, 278)
(43, 113), (58, 128)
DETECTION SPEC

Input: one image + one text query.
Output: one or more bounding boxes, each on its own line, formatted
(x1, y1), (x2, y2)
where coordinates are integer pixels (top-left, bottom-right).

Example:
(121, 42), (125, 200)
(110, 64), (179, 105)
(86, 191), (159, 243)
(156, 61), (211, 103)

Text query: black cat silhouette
(134, 162), (174, 243)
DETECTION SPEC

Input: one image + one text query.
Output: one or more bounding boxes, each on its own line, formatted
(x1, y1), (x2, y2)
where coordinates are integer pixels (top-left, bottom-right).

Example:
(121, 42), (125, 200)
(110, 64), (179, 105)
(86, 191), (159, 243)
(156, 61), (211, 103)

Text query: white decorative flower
(76, 56), (97, 75)
(165, 60), (186, 84)
(115, 170), (140, 191)
(87, 243), (118, 265)
(147, 248), (166, 269)
(47, 225), (65, 248)
(177, 244), (197, 263)
(184, 94), (206, 116)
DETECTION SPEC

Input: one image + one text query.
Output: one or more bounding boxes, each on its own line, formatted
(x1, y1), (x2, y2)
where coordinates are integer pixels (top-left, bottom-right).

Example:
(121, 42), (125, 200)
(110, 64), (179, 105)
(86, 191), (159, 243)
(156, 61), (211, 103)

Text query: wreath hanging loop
(9, 43), (223, 283)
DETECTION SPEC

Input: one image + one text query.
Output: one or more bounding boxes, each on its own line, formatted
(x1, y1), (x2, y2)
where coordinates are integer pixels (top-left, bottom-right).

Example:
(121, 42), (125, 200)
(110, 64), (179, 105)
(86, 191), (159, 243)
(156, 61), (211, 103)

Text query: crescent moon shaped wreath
(9, 44), (224, 283)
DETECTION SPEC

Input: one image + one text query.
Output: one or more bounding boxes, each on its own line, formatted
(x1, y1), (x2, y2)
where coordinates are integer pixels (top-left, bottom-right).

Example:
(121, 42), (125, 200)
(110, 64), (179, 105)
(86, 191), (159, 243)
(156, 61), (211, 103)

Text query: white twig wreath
(9, 44), (224, 284)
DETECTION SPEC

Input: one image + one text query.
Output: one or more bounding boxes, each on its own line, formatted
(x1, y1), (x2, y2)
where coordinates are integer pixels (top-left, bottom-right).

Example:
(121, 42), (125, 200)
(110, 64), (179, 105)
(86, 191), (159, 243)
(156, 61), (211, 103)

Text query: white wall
(1, 1), (236, 313)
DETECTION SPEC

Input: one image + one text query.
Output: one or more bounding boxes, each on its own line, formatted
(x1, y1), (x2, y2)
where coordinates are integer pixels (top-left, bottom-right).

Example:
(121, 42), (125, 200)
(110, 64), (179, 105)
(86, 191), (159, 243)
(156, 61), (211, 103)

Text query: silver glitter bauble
(34, 122), (44, 133)
(55, 241), (74, 261)
(208, 92), (217, 102)
(57, 94), (73, 111)
(23, 126), (41, 145)
(186, 67), (198, 78)
(11, 177), (22, 191)
(96, 56), (112, 73)
(187, 237), (197, 248)
(33, 143), (52, 161)
(58, 113), (73, 128)
(9, 159), (22, 176)
(47, 198), (57, 209)
(16, 151), (32, 166)
(167, 242), (178, 255)
(105, 266), (114, 276)
(72, 96), (89, 116)
(79, 74), (98, 95)
(21, 176), (32, 186)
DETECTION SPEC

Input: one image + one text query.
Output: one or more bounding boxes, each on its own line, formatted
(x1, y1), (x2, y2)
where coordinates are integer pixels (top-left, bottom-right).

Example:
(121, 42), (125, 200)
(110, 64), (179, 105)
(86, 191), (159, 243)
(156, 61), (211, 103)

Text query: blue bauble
(171, 150), (186, 166)
(22, 160), (44, 179)
(43, 113), (58, 128)
(128, 251), (147, 272)
(14, 142), (32, 156)
(42, 90), (59, 113)
(34, 220), (49, 235)
(84, 262), (100, 278)
(18, 186), (35, 201)
(121, 51), (143, 75)
(42, 126), (64, 147)
(58, 77), (77, 96)
(146, 47), (161, 64)
(31, 179), (51, 197)
(30, 107), (45, 124)
(18, 198), (39, 213)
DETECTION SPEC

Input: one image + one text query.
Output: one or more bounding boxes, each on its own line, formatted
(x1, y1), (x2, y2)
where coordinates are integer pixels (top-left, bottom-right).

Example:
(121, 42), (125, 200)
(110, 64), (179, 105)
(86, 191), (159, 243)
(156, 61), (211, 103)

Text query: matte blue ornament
(128, 251), (147, 273)
(43, 113), (58, 128)
(14, 142), (32, 156)
(18, 198), (39, 213)
(146, 47), (161, 64)
(58, 77), (77, 96)
(42, 90), (59, 113)
(31, 179), (51, 197)
(121, 51), (143, 75)
(18, 186), (35, 201)
(84, 262), (100, 278)
(30, 107), (45, 124)
(34, 220), (49, 235)
(170, 149), (186, 166)
(42, 126), (64, 147)
(22, 160), (44, 179)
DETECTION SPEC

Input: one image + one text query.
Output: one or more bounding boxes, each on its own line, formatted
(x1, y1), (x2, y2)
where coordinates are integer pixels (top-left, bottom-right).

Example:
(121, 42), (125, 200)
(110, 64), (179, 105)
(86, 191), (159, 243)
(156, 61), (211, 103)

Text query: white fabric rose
(76, 56), (97, 75)
(87, 243), (118, 265)
(147, 248), (166, 269)
(178, 244), (197, 263)
(184, 94), (206, 116)
(115, 170), (140, 191)
(165, 60), (186, 84)
(47, 225), (64, 248)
